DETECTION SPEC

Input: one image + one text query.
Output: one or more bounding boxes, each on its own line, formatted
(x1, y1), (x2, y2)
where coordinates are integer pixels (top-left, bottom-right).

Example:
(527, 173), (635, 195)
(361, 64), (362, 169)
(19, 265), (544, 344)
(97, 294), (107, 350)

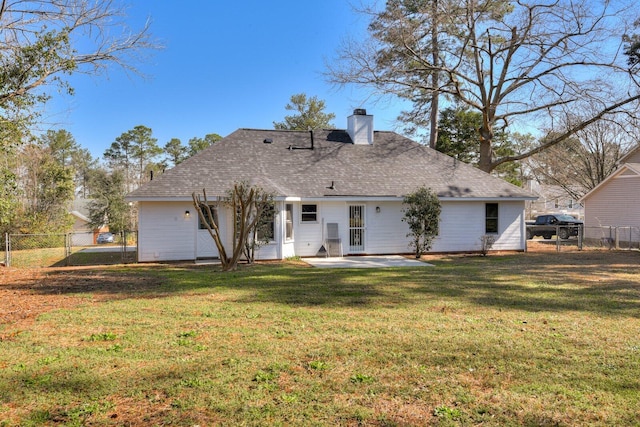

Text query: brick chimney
(347, 109), (374, 145)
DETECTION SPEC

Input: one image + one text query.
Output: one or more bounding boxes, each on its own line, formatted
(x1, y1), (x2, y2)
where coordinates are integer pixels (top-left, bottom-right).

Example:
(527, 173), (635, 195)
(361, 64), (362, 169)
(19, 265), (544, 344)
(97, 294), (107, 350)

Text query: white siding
(584, 175), (640, 238)
(255, 243), (279, 260)
(366, 202), (411, 253)
(138, 202), (196, 262)
(294, 202), (342, 257)
(293, 200), (526, 256)
(433, 201), (525, 252)
(138, 199), (526, 262)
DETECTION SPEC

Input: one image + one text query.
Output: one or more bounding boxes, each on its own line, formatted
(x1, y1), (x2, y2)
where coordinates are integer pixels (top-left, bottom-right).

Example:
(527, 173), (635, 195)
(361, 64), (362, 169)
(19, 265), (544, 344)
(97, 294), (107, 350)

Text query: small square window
(485, 203), (498, 234)
(301, 204), (317, 222)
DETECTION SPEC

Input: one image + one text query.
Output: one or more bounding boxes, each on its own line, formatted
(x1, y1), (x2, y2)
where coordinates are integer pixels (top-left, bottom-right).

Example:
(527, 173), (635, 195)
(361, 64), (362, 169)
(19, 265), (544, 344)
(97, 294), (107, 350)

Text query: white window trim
(285, 203), (294, 242)
(485, 203), (499, 234)
(300, 203), (319, 224)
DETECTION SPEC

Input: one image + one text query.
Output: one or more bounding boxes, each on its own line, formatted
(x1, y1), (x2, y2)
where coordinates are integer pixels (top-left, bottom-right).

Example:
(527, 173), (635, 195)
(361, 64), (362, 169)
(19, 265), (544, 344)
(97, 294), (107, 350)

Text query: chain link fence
(3, 231), (137, 268)
(525, 224), (584, 252)
(526, 225), (640, 252)
(582, 226), (640, 250)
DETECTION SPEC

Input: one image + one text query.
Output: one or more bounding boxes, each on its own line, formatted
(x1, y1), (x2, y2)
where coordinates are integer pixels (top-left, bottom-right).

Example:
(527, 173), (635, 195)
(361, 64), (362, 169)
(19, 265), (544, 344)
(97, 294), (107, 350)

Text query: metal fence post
(4, 233), (9, 267)
(65, 233), (71, 266)
(578, 225), (583, 250)
(121, 230), (126, 263)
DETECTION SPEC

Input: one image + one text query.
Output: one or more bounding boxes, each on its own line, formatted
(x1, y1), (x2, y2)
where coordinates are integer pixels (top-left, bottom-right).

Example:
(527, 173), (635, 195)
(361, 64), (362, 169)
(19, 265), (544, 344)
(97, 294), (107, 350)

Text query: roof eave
(579, 164), (639, 203)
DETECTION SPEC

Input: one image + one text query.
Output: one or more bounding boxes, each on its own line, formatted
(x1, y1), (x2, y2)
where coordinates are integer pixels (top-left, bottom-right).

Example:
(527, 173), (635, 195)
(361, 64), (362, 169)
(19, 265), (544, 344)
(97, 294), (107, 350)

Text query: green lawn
(1, 252), (639, 426)
(6, 246), (133, 268)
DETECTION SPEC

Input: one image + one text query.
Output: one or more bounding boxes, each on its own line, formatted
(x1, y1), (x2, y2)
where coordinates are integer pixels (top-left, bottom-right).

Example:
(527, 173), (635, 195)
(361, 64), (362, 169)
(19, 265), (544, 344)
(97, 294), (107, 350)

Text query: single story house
(126, 110), (536, 262)
(580, 145), (640, 244)
(70, 199), (109, 245)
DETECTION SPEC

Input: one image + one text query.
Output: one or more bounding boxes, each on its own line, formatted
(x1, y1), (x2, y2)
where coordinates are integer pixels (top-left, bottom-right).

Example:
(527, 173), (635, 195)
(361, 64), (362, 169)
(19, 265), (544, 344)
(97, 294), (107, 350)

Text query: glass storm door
(349, 205), (365, 253)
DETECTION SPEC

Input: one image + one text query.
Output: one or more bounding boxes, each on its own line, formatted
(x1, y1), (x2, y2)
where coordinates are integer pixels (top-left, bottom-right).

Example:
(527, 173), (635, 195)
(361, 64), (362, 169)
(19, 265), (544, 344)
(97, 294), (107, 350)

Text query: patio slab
(303, 255), (433, 268)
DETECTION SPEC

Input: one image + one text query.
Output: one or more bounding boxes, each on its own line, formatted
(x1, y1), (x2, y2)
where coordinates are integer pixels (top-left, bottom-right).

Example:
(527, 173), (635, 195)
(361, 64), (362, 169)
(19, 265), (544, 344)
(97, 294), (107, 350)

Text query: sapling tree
(402, 187), (442, 258)
(243, 202), (275, 264)
(193, 182), (274, 271)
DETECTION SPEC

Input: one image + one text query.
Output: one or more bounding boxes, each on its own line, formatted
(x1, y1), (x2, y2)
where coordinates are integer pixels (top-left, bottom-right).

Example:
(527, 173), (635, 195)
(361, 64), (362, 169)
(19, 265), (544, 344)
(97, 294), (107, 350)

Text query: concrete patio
(303, 255), (433, 268)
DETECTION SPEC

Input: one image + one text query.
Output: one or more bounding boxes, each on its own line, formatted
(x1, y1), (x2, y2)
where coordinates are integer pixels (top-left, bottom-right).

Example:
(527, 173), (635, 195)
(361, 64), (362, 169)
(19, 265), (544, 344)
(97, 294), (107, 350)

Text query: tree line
(2, 0), (639, 239)
(0, 91), (328, 239)
(0, 0), (157, 238)
(0, 127), (221, 237)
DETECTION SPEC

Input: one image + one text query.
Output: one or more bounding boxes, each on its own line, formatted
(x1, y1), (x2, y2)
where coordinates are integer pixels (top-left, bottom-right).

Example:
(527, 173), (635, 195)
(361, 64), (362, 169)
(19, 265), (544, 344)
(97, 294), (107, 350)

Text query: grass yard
(5, 246), (133, 268)
(0, 251), (639, 426)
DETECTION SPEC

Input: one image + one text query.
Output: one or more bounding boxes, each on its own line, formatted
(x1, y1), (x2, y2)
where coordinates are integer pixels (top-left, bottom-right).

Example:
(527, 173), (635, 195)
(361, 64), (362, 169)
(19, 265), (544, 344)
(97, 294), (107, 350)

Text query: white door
(197, 230), (219, 258)
(196, 206), (220, 258)
(349, 205), (365, 253)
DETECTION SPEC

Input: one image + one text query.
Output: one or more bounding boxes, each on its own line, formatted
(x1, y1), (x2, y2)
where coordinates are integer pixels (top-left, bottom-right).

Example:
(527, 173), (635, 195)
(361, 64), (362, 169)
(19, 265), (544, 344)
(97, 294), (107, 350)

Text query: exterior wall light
(376, 206), (381, 213)
(185, 210), (190, 218)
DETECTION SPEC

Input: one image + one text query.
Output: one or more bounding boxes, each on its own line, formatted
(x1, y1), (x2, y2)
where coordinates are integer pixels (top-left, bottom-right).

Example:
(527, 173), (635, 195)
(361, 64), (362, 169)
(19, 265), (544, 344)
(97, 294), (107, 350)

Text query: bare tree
(193, 183), (274, 272)
(526, 114), (638, 199)
(328, 0), (640, 172)
(0, 0), (157, 136)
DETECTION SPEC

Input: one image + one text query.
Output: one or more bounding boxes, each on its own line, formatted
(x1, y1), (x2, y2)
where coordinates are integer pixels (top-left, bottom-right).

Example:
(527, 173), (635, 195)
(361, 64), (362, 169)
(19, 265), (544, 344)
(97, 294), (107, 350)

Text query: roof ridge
(127, 127), (536, 201)
(238, 127), (344, 132)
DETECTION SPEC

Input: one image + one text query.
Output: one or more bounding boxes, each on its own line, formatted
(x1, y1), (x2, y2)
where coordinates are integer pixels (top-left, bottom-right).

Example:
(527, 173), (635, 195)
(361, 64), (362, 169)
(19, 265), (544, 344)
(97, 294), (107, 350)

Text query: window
(256, 205), (275, 242)
(198, 206), (218, 230)
(485, 203), (498, 234)
(301, 204), (317, 222)
(285, 204), (293, 240)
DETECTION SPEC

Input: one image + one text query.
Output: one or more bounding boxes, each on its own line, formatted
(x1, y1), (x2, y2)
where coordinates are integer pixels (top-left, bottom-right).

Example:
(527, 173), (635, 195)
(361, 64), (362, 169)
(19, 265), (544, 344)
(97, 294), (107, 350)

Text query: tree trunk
(428, 0), (440, 150)
(429, 89), (439, 150)
(478, 134), (493, 172)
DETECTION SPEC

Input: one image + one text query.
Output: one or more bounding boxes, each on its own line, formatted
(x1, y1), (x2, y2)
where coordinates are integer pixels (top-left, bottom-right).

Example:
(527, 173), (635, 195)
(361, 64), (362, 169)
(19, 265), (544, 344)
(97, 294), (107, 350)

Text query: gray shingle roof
(127, 128), (535, 200)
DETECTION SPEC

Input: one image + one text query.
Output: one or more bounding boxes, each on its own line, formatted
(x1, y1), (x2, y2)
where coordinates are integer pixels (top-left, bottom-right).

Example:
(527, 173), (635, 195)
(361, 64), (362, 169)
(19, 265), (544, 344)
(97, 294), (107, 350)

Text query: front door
(349, 205), (365, 253)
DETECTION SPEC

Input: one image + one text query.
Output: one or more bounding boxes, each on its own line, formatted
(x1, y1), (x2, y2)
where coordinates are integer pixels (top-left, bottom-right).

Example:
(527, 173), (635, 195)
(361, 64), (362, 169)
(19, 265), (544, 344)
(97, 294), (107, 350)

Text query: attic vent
(353, 108), (367, 115)
(263, 138), (273, 144)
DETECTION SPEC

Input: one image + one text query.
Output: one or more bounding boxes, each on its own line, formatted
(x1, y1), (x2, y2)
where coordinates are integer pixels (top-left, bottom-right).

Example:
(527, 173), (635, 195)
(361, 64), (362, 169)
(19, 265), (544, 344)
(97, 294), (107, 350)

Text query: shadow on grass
(9, 246), (135, 268)
(4, 251), (640, 317)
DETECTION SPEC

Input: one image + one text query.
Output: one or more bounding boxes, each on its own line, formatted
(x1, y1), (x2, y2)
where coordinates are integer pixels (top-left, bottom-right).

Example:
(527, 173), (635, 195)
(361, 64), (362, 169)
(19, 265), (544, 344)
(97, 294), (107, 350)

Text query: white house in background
(525, 181), (584, 220)
(126, 110), (536, 262)
(580, 145), (640, 243)
(69, 199), (109, 245)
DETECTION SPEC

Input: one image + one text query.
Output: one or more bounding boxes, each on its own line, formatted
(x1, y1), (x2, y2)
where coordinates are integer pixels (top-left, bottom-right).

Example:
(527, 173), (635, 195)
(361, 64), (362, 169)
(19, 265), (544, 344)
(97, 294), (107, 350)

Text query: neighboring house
(70, 210), (92, 234)
(126, 110), (536, 262)
(525, 181), (584, 220)
(580, 145), (640, 244)
(69, 199), (109, 245)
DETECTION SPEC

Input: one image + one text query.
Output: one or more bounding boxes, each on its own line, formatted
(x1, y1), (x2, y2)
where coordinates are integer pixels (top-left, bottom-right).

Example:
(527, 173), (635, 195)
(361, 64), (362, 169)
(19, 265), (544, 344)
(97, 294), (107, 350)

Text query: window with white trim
(485, 203), (498, 234)
(285, 204), (293, 240)
(256, 205), (275, 242)
(301, 204), (317, 222)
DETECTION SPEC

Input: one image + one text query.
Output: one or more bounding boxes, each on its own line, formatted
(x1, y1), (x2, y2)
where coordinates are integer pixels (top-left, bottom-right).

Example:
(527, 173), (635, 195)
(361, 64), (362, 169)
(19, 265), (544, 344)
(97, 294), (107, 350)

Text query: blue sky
(46, 1), (408, 159)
